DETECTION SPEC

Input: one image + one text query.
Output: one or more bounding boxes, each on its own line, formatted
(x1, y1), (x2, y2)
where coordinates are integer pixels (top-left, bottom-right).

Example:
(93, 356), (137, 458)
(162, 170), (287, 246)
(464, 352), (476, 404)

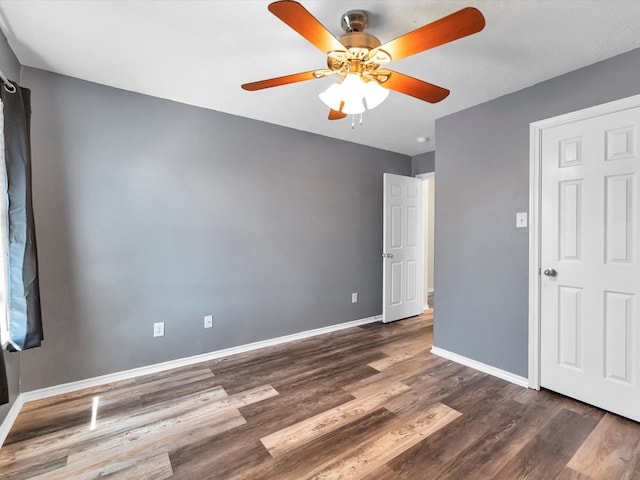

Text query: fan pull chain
(351, 113), (365, 130)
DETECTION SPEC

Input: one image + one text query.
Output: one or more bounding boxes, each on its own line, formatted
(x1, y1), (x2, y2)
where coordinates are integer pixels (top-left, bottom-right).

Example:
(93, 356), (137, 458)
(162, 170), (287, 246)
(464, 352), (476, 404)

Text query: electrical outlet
(153, 322), (165, 337)
(204, 314), (213, 329)
(351, 292), (358, 303)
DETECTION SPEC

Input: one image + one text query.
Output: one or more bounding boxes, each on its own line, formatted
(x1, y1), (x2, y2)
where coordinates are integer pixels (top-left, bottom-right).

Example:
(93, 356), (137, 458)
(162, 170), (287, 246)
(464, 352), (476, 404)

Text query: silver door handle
(543, 268), (557, 277)
(382, 253), (394, 258)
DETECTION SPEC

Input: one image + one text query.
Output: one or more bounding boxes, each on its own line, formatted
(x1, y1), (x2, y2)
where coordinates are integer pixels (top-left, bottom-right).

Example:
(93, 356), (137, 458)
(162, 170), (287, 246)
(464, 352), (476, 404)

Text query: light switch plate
(516, 212), (528, 228)
(351, 292), (358, 303)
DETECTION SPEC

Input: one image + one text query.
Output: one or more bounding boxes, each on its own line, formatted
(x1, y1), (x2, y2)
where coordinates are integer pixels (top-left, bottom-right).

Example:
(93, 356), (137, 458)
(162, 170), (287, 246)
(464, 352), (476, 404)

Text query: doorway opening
(417, 173), (435, 312)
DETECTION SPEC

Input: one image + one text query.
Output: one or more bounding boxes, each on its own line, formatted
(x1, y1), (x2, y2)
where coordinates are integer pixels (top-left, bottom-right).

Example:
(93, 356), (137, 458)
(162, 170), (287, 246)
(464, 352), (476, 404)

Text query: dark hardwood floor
(1, 310), (640, 479)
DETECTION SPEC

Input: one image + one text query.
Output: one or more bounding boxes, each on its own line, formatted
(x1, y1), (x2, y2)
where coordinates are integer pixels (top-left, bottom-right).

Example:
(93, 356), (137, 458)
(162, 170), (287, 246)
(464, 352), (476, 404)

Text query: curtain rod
(0, 68), (16, 93)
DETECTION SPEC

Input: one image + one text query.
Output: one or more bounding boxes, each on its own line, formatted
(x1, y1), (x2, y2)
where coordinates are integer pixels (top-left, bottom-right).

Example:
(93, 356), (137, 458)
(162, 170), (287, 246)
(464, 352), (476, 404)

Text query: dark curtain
(2, 82), (42, 353)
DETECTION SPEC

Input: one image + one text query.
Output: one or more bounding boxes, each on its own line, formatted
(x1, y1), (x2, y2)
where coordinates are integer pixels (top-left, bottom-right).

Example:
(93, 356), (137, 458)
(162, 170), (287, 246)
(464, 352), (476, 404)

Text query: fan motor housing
(338, 32), (381, 50)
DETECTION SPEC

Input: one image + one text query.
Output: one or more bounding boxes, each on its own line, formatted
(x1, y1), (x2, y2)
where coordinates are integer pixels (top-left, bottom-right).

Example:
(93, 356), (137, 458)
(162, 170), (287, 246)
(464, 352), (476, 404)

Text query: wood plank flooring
(2, 310), (640, 479)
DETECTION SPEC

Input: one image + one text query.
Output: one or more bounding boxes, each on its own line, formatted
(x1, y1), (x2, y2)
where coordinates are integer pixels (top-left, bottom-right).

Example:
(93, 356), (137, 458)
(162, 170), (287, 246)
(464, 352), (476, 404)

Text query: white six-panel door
(383, 174), (423, 323)
(540, 106), (640, 421)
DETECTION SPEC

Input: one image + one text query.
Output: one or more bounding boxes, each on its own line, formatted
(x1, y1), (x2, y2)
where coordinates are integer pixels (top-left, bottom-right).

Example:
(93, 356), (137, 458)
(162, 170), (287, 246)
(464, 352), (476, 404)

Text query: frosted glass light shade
(318, 83), (343, 111)
(341, 74), (366, 99)
(342, 98), (365, 115)
(364, 80), (389, 109)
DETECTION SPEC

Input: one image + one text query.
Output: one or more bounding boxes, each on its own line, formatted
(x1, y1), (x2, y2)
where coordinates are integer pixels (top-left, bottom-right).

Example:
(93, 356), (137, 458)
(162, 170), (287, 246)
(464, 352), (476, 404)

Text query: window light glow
(90, 396), (100, 431)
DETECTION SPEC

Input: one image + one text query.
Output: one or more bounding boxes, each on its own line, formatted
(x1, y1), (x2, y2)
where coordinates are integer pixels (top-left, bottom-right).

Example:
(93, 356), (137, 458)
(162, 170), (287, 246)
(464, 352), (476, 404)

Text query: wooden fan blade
(328, 102), (347, 120)
(377, 7), (485, 61)
(241, 70), (318, 91)
(328, 109), (347, 120)
(381, 70), (450, 103)
(268, 1), (345, 54)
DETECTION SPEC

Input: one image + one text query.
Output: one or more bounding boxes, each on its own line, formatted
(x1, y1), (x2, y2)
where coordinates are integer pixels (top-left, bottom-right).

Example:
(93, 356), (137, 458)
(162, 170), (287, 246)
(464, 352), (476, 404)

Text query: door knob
(543, 268), (557, 277)
(382, 253), (394, 258)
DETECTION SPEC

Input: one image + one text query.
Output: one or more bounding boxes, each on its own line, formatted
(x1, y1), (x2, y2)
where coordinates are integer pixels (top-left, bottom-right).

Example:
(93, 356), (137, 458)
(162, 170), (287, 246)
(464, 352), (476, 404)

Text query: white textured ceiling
(1, 0), (640, 156)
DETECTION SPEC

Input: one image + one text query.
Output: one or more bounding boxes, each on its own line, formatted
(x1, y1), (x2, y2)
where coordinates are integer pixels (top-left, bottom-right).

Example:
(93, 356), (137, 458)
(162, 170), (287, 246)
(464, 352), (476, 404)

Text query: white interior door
(383, 173), (423, 323)
(540, 105), (640, 421)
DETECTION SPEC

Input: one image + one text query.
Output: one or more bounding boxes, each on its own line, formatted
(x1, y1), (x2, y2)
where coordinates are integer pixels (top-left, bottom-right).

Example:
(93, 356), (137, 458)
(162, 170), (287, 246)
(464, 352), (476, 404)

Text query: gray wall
(434, 47), (640, 377)
(0, 31), (22, 425)
(412, 151), (435, 176)
(19, 67), (410, 391)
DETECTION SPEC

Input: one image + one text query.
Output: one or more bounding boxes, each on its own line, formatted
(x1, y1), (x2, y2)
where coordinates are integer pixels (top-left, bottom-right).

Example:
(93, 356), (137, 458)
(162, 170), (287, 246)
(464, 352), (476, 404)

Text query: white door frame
(528, 93), (640, 389)
(415, 172), (434, 180)
(416, 172), (435, 310)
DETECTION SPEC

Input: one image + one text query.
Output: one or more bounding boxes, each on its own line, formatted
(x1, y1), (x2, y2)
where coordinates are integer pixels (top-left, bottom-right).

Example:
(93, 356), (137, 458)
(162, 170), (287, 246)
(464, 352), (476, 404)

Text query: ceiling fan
(241, 1), (485, 121)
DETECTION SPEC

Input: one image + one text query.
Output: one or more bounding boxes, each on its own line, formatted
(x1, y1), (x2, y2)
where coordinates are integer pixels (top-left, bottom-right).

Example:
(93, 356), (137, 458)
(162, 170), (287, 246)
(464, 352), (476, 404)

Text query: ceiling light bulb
(319, 83), (343, 111)
(363, 80), (389, 109)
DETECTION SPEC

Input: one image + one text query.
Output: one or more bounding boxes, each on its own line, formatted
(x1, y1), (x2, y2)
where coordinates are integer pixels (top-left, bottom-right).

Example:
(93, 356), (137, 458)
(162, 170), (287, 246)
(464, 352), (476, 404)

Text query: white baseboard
(0, 314), (381, 447)
(430, 346), (529, 388)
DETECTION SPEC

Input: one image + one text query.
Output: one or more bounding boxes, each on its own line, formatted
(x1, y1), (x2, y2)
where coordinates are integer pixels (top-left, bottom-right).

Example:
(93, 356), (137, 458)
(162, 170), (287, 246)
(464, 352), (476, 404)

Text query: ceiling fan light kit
(241, 1), (485, 124)
(319, 74), (389, 115)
